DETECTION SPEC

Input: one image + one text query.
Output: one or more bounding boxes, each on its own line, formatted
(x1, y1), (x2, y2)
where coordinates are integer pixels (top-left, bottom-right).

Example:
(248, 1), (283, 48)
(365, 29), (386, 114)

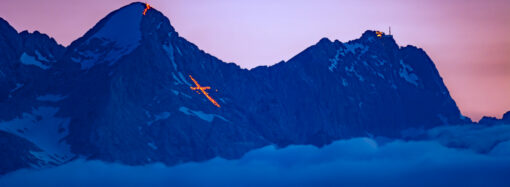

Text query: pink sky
(1, 0), (509, 121)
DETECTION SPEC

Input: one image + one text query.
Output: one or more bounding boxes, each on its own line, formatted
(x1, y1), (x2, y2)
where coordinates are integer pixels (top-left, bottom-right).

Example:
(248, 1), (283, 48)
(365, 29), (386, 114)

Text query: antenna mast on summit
(389, 26), (392, 35)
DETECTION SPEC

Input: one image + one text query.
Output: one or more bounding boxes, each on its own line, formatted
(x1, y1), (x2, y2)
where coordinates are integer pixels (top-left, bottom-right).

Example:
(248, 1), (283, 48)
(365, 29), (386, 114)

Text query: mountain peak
(0, 5), (472, 173)
(20, 30), (63, 47)
(360, 30), (379, 38)
(65, 2), (167, 69)
(0, 17), (20, 42)
(317, 37), (332, 44)
(504, 111), (510, 121)
(357, 30), (399, 50)
(0, 17), (12, 30)
(92, 2), (145, 46)
(68, 2), (151, 48)
(68, 1), (174, 49)
(0, 17), (22, 65)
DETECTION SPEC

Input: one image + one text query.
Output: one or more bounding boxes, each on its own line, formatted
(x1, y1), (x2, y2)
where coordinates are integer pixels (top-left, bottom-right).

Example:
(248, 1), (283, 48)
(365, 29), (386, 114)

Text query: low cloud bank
(1, 124), (510, 187)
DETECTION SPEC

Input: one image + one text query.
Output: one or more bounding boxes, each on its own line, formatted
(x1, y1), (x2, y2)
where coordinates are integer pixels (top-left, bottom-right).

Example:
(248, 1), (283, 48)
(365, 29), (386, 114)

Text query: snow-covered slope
(0, 17), (68, 174)
(70, 3), (143, 69)
(0, 106), (73, 166)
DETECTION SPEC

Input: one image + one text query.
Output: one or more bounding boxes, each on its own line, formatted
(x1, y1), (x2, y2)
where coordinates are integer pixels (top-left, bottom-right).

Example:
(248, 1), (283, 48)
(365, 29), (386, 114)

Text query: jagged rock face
(504, 111), (510, 122)
(243, 33), (467, 146)
(52, 3), (266, 164)
(0, 18), (65, 106)
(19, 30), (65, 67)
(479, 111), (510, 125)
(0, 2), (470, 173)
(479, 116), (502, 125)
(0, 18), (23, 102)
(0, 18), (69, 174)
(0, 28), (64, 118)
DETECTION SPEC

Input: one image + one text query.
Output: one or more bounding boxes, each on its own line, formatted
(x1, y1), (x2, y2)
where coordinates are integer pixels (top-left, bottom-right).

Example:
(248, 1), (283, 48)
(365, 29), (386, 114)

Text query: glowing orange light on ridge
(376, 31), (383, 38)
(143, 3), (151, 15)
(189, 75), (221, 108)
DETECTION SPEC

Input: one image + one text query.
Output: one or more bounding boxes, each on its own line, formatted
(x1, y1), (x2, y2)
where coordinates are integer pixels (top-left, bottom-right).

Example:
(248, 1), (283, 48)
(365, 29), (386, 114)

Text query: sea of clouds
(1, 124), (509, 187)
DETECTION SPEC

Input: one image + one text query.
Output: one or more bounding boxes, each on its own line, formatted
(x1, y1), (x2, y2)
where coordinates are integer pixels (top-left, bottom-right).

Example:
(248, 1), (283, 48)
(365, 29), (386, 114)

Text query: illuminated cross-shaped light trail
(189, 75), (221, 108)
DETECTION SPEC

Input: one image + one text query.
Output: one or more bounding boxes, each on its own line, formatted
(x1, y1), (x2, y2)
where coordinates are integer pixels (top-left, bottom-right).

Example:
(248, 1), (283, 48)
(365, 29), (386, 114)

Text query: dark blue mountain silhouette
(0, 2), (477, 174)
(478, 111), (510, 125)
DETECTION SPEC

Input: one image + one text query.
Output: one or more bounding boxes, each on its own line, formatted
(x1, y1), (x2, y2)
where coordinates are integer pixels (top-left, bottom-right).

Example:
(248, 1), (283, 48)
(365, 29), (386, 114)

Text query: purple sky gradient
(1, 0), (509, 120)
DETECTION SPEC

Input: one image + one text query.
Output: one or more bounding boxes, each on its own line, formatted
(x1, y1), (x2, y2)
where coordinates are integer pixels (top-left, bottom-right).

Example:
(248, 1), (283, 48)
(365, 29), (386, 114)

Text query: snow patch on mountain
(178, 72), (191, 86)
(0, 107), (73, 166)
(328, 49), (343, 72)
(75, 40), (138, 70)
(343, 42), (368, 55)
(399, 60), (419, 86)
(20, 53), (49, 70)
(9, 83), (24, 93)
(342, 78), (348, 86)
(163, 43), (177, 70)
(92, 4), (142, 49)
(146, 112), (171, 126)
(75, 4), (143, 69)
(175, 46), (182, 56)
(179, 107), (228, 123)
(171, 89), (192, 99)
(8, 83), (24, 98)
(376, 72), (385, 79)
(171, 73), (183, 85)
(147, 142), (158, 150)
(34, 50), (55, 63)
(345, 65), (364, 82)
